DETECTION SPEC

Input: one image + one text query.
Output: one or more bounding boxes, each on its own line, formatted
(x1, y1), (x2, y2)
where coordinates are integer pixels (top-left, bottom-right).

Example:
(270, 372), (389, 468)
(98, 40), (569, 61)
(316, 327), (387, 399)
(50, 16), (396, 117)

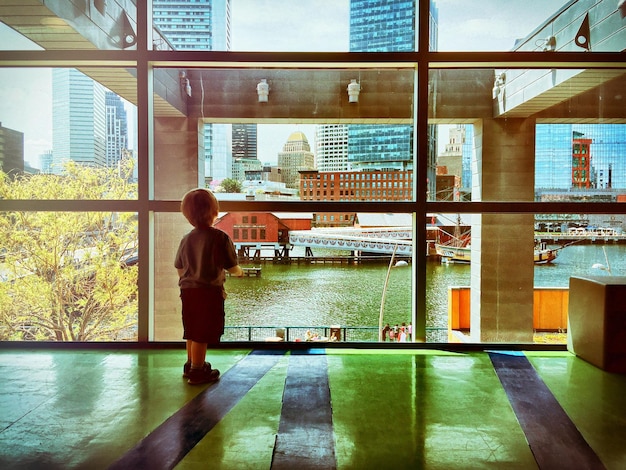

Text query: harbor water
(224, 244), (625, 341)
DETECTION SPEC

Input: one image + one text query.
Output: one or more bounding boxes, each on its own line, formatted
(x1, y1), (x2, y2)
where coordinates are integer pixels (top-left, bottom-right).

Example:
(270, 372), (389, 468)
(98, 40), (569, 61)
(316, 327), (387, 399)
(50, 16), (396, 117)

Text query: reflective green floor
(1, 347), (625, 469)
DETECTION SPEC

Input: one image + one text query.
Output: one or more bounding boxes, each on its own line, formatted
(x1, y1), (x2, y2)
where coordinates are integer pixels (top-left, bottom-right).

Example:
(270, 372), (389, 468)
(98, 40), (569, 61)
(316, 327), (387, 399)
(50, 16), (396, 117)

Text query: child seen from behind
(175, 188), (243, 385)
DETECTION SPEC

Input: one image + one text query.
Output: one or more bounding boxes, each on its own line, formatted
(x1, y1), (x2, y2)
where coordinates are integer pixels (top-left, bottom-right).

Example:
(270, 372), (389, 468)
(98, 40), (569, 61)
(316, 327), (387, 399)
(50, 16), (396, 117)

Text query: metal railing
(223, 326), (449, 343)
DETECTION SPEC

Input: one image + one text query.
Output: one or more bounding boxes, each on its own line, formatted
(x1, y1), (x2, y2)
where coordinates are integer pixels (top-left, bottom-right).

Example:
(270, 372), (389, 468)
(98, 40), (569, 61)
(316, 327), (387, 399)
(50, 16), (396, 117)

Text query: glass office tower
(105, 91), (129, 169)
(348, 0), (438, 195)
(348, 0), (417, 172)
(52, 69), (107, 173)
(153, 0), (232, 181)
(3, 0), (625, 346)
(535, 124), (626, 191)
(153, 0), (231, 51)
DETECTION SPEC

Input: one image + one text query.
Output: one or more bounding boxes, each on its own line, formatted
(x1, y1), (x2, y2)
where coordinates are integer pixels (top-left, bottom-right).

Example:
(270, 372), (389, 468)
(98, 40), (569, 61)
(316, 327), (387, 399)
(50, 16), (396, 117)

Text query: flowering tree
(221, 178), (242, 193)
(0, 161), (138, 341)
(210, 178), (241, 193)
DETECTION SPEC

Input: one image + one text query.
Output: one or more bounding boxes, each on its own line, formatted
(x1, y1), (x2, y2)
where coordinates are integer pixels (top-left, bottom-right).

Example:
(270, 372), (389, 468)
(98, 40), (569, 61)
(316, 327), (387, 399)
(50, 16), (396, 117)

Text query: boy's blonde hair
(180, 188), (219, 228)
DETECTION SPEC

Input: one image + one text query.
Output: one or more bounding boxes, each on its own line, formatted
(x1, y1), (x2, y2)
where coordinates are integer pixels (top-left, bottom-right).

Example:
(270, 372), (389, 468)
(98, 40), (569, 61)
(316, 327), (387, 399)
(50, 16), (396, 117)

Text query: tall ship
(435, 241), (560, 265)
(434, 215), (560, 264)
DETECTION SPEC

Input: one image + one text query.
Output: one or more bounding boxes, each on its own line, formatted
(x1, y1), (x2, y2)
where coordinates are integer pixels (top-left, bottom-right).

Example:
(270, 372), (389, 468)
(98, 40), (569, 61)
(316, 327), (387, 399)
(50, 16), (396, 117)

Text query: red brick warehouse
(215, 212), (312, 261)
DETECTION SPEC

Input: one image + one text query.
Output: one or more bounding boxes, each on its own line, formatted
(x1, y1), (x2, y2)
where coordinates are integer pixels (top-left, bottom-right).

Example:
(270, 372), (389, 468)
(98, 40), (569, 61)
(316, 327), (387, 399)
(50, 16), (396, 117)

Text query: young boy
(175, 188), (243, 385)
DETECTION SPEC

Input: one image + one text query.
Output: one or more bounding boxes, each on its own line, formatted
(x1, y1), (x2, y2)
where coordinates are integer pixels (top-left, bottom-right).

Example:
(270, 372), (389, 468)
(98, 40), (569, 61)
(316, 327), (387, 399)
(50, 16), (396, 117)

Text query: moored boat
(533, 242), (559, 264)
(435, 241), (560, 264)
(435, 244), (471, 264)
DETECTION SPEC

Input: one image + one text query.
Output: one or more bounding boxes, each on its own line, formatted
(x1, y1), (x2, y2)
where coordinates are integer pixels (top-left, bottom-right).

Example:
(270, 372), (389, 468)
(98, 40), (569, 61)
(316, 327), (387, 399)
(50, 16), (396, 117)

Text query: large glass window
(152, 66), (415, 203)
(0, 211), (138, 341)
(429, 68), (626, 204)
(1, 1), (624, 344)
(0, 67), (138, 199)
(153, 1), (415, 53)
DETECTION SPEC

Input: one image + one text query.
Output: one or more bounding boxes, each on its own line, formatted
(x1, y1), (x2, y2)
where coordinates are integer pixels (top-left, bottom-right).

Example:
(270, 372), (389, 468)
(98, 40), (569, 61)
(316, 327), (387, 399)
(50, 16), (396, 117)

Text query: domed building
(277, 131), (315, 189)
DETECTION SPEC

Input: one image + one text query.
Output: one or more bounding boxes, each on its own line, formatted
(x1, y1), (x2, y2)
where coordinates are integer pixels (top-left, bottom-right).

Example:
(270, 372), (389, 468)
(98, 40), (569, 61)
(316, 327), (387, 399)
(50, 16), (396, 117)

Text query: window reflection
(152, 67), (415, 201)
(536, 125), (626, 197)
(430, 68), (626, 203)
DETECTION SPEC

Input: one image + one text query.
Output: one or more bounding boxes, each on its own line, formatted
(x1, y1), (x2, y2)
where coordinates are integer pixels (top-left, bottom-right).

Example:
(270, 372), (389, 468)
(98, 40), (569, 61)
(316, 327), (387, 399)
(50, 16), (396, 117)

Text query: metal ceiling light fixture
(257, 79), (269, 102)
(347, 79), (360, 103)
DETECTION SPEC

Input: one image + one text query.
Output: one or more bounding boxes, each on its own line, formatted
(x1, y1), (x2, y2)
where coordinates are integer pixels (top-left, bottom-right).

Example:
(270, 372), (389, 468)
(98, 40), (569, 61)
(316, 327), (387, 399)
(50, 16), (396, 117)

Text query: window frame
(1, 1), (624, 343)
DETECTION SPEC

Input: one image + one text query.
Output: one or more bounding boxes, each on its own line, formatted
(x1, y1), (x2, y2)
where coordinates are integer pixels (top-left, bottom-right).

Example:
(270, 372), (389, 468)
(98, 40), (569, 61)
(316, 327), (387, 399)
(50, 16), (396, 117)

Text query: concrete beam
(2, 1), (623, 123)
(187, 69), (414, 124)
(493, 0), (626, 119)
(0, 0), (139, 50)
(512, 0), (626, 54)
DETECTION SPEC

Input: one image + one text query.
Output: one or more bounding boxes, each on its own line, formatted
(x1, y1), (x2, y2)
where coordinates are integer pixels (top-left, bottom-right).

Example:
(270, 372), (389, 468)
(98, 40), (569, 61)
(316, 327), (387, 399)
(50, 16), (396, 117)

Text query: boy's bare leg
(186, 339), (192, 364)
(190, 341), (208, 368)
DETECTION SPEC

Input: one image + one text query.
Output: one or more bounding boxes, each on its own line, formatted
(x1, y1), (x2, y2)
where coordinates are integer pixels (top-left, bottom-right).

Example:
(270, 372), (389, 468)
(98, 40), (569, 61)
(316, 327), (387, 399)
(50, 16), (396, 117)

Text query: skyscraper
(461, 125), (474, 193)
(153, 0), (231, 51)
(153, 0), (232, 182)
(232, 124), (257, 160)
(277, 131), (315, 189)
(350, 0), (416, 52)
(0, 122), (24, 176)
(39, 150), (53, 174)
(231, 124), (260, 181)
(315, 124), (349, 172)
(348, 0), (438, 188)
(52, 69), (106, 173)
(105, 91), (129, 168)
(535, 124), (626, 191)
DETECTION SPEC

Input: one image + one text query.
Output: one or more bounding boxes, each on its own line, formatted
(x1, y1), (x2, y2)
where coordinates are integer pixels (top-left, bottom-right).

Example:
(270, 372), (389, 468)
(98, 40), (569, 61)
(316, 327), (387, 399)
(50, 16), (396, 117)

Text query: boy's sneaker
(187, 363), (220, 385)
(183, 361), (211, 378)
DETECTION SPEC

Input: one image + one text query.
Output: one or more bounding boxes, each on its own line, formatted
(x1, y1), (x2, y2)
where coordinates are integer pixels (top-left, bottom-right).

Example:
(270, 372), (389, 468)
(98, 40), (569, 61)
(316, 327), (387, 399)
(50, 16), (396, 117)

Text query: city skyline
(0, 0), (579, 169)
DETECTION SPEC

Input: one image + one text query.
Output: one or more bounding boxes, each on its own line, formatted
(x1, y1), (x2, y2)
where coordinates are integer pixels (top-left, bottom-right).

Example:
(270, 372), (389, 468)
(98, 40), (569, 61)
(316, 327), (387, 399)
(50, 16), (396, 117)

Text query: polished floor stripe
(109, 351), (284, 470)
(489, 351), (606, 470)
(3, 348), (625, 469)
(272, 352), (336, 469)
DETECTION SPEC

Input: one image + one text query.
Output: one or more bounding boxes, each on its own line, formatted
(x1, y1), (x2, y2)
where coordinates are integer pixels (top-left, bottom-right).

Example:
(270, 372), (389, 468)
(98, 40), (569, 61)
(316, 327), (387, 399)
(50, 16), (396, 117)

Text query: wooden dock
(237, 255), (411, 265)
(241, 267), (262, 277)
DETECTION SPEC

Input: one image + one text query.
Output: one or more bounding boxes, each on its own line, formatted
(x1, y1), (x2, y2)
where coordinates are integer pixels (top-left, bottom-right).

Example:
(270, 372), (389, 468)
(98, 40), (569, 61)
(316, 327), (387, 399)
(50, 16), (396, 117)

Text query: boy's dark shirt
(175, 227), (238, 289)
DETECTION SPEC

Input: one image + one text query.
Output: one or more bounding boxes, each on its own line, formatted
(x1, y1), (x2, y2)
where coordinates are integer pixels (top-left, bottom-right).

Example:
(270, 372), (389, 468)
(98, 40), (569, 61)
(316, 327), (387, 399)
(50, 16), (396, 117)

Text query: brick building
(300, 169), (413, 202)
(299, 169), (412, 228)
(215, 212), (312, 245)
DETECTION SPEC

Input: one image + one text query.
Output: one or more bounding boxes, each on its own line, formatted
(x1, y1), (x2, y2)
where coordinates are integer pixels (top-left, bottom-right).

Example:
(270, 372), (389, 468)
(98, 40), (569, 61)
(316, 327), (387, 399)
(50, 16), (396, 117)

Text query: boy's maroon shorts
(180, 287), (225, 344)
